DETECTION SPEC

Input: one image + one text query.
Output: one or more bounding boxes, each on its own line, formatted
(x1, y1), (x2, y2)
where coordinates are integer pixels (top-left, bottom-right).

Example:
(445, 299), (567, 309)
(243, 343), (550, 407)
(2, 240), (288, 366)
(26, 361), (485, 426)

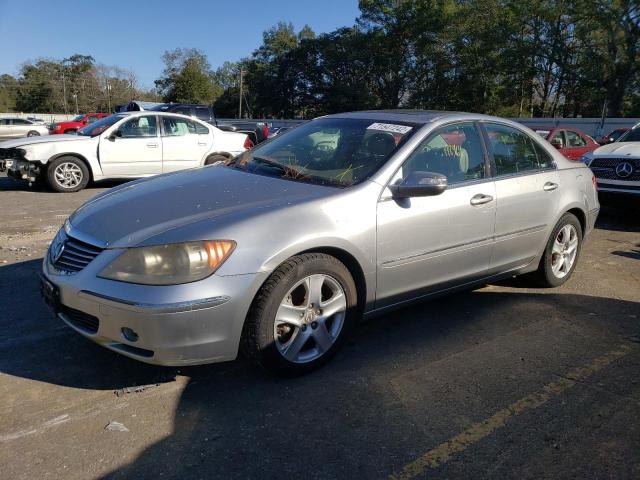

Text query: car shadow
(1, 256), (639, 478)
(0, 174), (132, 192)
(595, 203), (640, 233)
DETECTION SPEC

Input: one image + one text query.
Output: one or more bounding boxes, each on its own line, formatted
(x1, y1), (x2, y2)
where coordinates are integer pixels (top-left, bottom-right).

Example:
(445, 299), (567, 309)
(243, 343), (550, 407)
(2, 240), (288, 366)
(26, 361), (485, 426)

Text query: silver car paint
(43, 111), (599, 366)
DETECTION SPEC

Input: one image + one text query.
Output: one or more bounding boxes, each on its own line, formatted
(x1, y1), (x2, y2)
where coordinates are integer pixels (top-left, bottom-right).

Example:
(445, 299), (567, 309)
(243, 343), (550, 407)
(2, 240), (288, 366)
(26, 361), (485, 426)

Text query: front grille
(592, 169), (640, 181)
(590, 157), (640, 169)
(51, 231), (104, 273)
(61, 306), (99, 334)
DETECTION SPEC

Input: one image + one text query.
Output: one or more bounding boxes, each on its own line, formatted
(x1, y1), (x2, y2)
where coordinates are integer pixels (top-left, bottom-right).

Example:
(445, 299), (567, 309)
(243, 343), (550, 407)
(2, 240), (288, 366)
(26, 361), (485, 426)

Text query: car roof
(325, 109), (510, 125)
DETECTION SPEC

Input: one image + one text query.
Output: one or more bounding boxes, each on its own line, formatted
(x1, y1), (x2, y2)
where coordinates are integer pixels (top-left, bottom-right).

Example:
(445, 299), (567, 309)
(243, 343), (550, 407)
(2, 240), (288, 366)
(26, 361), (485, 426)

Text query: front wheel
(535, 213), (582, 287)
(243, 253), (358, 376)
(27, 130), (40, 137)
(46, 156), (90, 192)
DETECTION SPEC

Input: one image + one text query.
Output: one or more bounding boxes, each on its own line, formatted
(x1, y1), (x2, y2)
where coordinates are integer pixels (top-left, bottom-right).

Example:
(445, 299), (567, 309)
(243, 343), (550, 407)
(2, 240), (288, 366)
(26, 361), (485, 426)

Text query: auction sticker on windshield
(367, 122), (413, 134)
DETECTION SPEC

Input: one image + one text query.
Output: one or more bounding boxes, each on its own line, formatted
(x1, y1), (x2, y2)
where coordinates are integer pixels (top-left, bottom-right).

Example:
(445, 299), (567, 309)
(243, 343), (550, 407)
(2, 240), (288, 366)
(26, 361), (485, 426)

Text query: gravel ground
(0, 173), (639, 480)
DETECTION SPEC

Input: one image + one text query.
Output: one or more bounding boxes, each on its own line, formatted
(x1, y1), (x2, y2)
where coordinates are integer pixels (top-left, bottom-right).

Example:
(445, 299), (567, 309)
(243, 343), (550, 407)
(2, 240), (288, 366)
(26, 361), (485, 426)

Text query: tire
(535, 213), (583, 287)
(27, 130), (40, 137)
(204, 154), (230, 166)
(243, 253), (358, 376)
(64, 129), (76, 134)
(46, 156), (90, 192)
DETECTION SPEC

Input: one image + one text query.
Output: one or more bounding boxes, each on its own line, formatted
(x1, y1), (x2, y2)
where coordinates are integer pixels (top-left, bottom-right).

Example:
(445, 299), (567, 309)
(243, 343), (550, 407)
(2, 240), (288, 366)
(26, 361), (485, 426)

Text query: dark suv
(149, 103), (215, 123)
(148, 103), (268, 145)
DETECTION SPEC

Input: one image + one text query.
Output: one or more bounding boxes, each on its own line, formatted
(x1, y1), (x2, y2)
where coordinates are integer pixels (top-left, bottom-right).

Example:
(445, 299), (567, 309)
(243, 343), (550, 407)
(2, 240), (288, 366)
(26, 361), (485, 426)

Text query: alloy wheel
(54, 162), (83, 189)
(551, 224), (579, 278)
(273, 274), (347, 364)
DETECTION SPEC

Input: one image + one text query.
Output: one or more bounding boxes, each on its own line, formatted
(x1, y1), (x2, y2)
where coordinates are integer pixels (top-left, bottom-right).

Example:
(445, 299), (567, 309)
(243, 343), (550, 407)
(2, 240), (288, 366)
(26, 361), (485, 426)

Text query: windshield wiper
(251, 156), (307, 178)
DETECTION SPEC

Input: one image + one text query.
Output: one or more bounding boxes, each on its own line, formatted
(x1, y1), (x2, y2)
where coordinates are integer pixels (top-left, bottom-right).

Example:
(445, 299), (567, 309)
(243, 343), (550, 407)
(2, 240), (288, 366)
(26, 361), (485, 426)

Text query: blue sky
(0, 0), (361, 88)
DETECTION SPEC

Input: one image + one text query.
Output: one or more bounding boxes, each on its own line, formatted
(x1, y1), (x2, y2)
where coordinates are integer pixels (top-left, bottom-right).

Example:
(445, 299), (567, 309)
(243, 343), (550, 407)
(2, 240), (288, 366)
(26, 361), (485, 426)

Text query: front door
(483, 122), (560, 273)
(376, 122), (496, 308)
(98, 115), (162, 176)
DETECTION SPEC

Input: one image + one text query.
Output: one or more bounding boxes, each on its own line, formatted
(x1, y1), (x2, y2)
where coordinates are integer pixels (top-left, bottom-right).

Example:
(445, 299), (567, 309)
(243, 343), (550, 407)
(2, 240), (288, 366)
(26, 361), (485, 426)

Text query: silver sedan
(0, 117), (49, 139)
(42, 111), (599, 375)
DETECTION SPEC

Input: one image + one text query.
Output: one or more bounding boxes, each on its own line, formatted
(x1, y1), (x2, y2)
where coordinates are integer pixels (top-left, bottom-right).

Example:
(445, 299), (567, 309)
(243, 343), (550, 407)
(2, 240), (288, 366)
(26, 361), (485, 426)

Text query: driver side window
(120, 116), (157, 138)
(401, 122), (486, 185)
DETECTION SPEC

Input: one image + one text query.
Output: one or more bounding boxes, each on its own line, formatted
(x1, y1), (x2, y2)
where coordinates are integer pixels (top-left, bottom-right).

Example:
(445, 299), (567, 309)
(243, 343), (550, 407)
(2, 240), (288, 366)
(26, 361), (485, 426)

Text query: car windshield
(72, 114), (85, 122)
(229, 118), (418, 187)
(616, 127), (639, 142)
(77, 115), (124, 137)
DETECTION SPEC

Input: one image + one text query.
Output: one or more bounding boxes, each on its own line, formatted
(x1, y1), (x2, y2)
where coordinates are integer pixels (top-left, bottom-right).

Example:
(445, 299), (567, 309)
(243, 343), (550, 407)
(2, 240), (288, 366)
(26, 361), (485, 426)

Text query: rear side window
(566, 130), (587, 147)
(12, 119), (29, 125)
(532, 141), (554, 169)
(162, 117), (198, 136)
(485, 123), (538, 176)
(195, 122), (209, 134)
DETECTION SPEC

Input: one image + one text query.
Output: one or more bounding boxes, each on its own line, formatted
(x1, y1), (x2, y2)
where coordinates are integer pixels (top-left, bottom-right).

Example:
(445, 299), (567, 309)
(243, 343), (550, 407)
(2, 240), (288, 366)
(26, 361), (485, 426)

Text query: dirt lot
(1, 174), (639, 480)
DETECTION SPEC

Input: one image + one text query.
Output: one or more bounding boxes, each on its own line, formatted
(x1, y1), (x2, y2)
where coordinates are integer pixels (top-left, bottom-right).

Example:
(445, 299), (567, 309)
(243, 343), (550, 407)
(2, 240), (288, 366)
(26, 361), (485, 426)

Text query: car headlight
(98, 240), (235, 285)
(580, 154), (593, 166)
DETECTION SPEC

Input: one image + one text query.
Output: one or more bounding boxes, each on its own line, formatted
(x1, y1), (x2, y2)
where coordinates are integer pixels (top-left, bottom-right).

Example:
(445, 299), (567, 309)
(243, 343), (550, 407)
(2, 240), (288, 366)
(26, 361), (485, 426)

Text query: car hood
(0, 134), (90, 149)
(594, 142), (640, 156)
(69, 166), (336, 247)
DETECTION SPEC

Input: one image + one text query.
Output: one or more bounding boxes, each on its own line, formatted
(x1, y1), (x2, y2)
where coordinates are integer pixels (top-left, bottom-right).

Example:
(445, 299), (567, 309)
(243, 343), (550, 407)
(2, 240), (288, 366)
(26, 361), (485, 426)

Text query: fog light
(121, 327), (139, 342)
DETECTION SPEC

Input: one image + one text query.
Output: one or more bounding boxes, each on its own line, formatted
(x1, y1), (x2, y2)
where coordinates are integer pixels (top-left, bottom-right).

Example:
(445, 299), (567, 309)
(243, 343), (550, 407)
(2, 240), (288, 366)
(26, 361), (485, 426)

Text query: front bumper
(42, 248), (267, 366)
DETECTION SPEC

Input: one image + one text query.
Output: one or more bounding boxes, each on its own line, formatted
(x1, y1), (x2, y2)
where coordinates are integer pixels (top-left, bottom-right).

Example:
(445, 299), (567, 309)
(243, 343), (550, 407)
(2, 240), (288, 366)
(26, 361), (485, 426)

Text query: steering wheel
(309, 141), (335, 163)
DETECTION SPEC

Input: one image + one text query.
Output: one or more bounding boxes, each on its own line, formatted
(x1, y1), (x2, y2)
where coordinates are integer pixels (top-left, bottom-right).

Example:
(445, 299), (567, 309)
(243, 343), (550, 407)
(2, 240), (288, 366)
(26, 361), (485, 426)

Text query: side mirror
(108, 130), (122, 141)
(390, 171), (448, 199)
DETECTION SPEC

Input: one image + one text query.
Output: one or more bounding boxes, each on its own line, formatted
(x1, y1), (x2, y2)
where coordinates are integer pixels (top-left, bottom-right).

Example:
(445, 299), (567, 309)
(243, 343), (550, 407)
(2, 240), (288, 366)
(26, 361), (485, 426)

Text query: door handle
(198, 141), (207, 146)
(146, 142), (158, 148)
(543, 182), (559, 191)
(470, 194), (494, 206)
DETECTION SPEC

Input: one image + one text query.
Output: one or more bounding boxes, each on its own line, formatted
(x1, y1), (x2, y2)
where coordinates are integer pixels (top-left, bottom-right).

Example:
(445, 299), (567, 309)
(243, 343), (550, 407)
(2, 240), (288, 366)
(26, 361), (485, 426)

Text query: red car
(49, 113), (110, 135)
(532, 127), (600, 161)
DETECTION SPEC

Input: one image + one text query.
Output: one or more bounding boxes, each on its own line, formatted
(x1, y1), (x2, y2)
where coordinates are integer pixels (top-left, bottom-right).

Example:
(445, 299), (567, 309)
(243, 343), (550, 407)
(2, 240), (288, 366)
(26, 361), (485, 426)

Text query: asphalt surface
(0, 173), (639, 479)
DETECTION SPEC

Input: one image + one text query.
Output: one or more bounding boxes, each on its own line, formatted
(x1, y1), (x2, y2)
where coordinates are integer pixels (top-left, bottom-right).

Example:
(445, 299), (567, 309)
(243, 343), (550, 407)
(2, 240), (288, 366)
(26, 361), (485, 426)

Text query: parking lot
(0, 174), (639, 479)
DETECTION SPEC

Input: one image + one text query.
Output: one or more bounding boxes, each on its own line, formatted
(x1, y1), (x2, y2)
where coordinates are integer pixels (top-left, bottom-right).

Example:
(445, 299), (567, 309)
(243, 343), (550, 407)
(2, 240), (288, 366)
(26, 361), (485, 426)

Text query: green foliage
(155, 48), (220, 104)
(3, 2), (639, 118)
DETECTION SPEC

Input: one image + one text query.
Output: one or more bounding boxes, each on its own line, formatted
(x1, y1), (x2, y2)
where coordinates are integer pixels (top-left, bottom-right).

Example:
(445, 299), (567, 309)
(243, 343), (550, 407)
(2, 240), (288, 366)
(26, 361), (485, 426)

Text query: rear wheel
(27, 130), (40, 137)
(46, 156), (90, 192)
(243, 253), (358, 376)
(535, 213), (582, 287)
(64, 129), (76, 134)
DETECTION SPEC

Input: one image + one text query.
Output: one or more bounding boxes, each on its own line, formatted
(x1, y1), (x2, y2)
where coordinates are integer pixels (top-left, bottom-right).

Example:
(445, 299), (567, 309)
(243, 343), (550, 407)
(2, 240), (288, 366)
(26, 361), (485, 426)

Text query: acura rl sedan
(41, 110), (600, 375)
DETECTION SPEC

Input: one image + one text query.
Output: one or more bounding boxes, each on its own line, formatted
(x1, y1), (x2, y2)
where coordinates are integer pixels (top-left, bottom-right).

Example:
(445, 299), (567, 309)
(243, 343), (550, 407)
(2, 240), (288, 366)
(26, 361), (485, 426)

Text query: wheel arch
(202, 151), (233, 166)
(48, 153), (94, 181)
(566, 207), (587, 235)
(297, 246), (368, 315)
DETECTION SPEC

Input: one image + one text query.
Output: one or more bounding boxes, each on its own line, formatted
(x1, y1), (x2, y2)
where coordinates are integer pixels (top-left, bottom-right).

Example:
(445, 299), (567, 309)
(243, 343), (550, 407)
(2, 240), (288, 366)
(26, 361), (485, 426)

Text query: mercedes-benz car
(41, 110), (599, 375)
(0, 112), (250, 192)
(582, 123), (640, 198)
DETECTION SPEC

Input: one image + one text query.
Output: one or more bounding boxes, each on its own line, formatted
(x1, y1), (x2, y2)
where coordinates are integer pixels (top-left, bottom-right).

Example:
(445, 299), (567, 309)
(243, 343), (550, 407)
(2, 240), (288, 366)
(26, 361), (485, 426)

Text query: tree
(155, 48), (220, 104)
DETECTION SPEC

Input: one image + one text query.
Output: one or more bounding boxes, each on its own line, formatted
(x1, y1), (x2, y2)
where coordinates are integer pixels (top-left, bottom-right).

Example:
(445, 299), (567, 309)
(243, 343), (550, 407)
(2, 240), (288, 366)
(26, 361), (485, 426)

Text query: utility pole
(238, 68), (244, 119)
(62, 72), (68, 114)
(106, 83), (112, 112)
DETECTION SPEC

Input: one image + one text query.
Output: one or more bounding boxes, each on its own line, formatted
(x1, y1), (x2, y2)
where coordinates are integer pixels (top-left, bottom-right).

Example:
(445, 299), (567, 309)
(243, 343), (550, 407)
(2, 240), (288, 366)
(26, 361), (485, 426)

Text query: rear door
(98, 115), (162, 176)
(10, 119), (32, 137)
(160, 116), (212, 172)
(376, 121), (496, 307)
(483, 122), (559, 274)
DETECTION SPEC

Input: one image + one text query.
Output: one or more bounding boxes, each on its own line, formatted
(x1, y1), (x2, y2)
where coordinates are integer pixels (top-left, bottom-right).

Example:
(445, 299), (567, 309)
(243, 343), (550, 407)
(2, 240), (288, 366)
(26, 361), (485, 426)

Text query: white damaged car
(0, 111), (250, 192)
